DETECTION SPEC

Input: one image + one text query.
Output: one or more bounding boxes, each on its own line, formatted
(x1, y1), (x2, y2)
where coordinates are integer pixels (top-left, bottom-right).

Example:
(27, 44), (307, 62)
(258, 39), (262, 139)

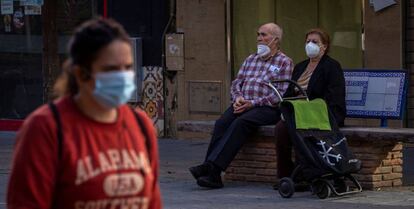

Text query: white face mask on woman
(305, 42), (320, 58)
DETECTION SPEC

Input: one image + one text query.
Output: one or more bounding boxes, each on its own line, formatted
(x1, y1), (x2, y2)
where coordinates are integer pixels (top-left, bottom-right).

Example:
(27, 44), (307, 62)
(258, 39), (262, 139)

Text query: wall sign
(1, 0), (13, 15)
(20, 0), (43, 6)
(24, 5), (41, 15)
(345, 69), (407, 119)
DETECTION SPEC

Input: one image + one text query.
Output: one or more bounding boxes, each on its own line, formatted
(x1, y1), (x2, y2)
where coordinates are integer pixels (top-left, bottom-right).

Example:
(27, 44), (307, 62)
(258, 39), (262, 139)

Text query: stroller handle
(266, 79), (309, 102)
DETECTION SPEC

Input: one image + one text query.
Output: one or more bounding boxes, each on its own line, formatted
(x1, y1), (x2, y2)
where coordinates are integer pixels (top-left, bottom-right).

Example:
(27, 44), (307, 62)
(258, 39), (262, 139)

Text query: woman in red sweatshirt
(7, 18), (162, 209)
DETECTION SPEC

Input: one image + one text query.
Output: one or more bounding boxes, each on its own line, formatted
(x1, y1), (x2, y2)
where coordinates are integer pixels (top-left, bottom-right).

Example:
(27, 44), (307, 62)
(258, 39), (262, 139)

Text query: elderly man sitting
(189, 23), (294, 189)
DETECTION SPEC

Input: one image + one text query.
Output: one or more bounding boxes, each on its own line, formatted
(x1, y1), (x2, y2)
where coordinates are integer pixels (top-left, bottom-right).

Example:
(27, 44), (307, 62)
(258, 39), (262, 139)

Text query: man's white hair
(262, 23), (283, 42)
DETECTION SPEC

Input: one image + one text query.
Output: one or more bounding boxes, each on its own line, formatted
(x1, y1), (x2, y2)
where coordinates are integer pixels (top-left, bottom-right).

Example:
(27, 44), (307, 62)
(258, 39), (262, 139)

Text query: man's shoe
(189, 163), (209, 180)
(196, 162), (223, 188)
(196, 173), (223, 189)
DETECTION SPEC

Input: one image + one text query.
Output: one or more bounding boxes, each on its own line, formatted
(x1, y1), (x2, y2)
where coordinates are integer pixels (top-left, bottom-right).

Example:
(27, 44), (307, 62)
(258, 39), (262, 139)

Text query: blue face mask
(93, 70), (136, 108)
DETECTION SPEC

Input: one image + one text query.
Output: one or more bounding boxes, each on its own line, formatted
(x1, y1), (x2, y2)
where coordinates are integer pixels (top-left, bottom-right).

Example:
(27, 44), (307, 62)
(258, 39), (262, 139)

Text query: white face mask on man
(257, 37), (277, 58)
(305, 42), (320, 58)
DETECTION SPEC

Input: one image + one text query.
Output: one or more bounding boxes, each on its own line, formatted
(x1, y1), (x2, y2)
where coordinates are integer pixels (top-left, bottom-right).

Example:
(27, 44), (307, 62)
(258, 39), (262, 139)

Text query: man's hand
(233, 99), (253, 114)
(233, 96), (245, 109)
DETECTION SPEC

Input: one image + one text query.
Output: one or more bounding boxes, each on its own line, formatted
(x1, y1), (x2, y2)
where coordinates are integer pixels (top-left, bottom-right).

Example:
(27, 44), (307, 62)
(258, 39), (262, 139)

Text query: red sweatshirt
(7, 97), (162, 209)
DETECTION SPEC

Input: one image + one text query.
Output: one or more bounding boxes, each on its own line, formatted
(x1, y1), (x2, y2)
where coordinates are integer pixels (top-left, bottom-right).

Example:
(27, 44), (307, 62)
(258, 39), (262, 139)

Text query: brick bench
(177, 121), (414, 190)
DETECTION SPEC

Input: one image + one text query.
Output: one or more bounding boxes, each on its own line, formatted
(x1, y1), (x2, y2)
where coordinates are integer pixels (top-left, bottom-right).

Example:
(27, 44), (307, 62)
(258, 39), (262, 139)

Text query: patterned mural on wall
(138, 66), (164, 136)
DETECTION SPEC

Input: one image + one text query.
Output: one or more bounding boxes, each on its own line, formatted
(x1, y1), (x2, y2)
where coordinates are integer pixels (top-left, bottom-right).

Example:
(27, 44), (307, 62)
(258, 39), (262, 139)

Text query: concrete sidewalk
(159, 138), (414, 209)
(1, 132), (414, 209)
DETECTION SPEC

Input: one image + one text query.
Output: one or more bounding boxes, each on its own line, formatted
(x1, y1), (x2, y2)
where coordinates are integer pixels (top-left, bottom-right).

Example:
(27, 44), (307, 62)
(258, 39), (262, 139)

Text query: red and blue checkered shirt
(231, 51), (293, 107)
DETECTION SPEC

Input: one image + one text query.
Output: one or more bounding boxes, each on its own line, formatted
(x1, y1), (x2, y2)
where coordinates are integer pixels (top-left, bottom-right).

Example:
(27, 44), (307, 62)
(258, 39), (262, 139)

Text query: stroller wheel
(313, 181), (331, 199)
(334, 178), (349, 193)
(278, 177), (295, 198)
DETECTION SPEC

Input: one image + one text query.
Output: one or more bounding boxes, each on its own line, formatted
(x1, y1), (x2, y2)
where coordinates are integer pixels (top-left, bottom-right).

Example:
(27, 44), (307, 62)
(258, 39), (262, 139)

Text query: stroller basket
(268, 79), (362, 199)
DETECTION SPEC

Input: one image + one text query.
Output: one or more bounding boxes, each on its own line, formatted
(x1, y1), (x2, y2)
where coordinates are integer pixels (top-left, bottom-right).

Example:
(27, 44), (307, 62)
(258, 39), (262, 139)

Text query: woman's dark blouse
(284, 55), (346, 126)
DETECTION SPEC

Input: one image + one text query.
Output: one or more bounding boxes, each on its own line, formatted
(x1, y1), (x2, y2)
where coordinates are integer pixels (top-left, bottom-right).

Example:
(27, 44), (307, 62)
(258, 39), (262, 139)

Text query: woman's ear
(73, 65), (91, 81)
(320, 44), (327, 54)
(73, 65), (82, 83)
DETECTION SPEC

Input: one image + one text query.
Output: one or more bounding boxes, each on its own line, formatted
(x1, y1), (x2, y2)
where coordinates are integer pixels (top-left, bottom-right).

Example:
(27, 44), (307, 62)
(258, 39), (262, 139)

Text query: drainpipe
(161, 0), (176, 137)
(225, 0), (232, 106)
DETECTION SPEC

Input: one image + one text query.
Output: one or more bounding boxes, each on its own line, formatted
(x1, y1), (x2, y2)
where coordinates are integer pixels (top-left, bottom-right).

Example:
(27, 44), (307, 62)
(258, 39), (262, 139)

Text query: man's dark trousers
(205, 105), (281, 170)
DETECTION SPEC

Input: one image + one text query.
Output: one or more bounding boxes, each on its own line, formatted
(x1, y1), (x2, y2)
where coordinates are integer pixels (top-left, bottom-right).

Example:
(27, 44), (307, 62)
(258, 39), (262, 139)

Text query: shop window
(0, 1), (43, 119)
(232, 0), (363, 75)
(0, 0), (92, 119)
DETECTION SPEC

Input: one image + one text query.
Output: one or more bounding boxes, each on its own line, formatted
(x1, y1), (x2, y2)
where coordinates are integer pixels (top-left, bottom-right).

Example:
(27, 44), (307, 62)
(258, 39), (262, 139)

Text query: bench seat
(177, 120), (414, 189)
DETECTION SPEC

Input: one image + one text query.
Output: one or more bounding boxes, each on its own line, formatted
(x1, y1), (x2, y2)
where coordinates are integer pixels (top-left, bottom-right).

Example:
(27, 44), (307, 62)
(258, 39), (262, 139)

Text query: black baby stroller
(268, 80), (362, 199)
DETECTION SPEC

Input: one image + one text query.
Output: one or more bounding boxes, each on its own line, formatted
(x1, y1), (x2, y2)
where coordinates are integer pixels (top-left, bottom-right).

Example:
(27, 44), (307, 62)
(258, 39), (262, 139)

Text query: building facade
(0, 0), (168, 135)
(0, 0), (414, 135)
(173, 0), (414, 137)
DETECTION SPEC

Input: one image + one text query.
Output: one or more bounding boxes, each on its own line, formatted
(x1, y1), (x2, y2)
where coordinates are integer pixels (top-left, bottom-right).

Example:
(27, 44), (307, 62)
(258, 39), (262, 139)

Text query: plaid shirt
(231, 51), (293, 107)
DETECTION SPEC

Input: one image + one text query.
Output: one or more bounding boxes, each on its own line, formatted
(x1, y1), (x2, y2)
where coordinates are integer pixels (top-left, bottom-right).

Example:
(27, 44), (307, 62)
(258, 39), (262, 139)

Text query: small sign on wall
(165, 33), (184, 71)
(21, 0), (44, 6)
(1, 0), (13, 15)
(24, 6), (41, 15)
(188, 80), (222, 114)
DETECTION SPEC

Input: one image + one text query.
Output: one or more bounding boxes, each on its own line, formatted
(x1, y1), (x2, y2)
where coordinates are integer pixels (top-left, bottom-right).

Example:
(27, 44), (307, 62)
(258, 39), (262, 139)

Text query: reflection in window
(0, 0), (92, 119)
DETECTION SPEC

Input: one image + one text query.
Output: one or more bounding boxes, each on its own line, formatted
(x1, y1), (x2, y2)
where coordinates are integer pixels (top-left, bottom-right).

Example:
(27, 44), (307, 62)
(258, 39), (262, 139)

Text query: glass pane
(0, 2), (43, 119)
(57, 0), (93, 35)
(275, 0), (318, 64)
(319, 0), (363, 68)
(231, 0), (363, 77)
(232, 0), (275, 75)
(0, 1), (92, 119)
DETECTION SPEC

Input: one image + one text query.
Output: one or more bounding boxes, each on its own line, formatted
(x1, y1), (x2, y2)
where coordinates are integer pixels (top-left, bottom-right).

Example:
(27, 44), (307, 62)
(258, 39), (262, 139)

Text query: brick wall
(350, 141), (403, 189)
(407, 0), (414, 126)
(225, 137), (277, 183)
(177, 120), (411, 189)
(225, 136), (405, 190)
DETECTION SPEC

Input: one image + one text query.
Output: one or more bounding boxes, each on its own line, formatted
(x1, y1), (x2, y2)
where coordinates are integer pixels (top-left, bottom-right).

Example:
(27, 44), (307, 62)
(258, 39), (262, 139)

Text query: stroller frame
(268, 80), (362, 199)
